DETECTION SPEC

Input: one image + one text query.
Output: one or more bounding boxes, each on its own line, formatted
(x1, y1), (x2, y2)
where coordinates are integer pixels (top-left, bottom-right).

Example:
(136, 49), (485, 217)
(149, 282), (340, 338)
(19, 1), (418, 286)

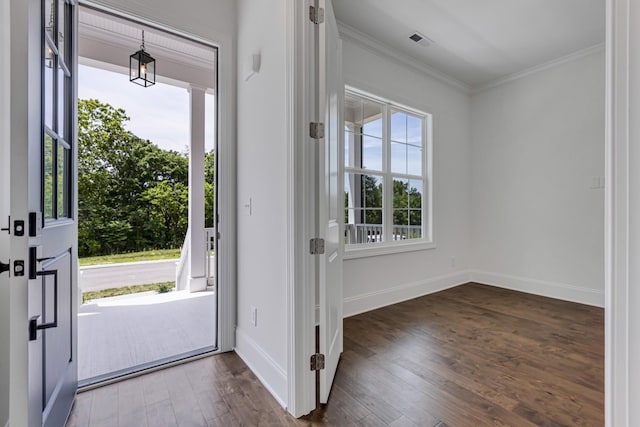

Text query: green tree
(78, 99), (194, 256)
(344, 175), (383, 225)
(143, 181), (189, 248)
(392, 179), (422, 227)
(362, 175), (382, 224)
(205, 150), (215, 227)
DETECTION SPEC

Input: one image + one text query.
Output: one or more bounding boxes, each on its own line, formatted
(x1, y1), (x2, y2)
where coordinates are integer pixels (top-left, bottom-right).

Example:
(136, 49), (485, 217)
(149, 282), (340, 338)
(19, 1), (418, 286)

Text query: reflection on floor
(78, 290), (215, 382)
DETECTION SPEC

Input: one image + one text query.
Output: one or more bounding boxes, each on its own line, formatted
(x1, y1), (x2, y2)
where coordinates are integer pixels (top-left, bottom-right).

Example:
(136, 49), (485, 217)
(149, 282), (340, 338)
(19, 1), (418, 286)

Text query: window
(43, 0), (73, 221)
(343, 89), (432, 256)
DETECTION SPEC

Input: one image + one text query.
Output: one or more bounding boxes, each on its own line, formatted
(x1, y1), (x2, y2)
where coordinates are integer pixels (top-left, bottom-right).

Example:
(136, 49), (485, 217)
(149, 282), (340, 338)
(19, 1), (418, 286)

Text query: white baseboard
(343, 270), (472, 318)
(471, 270), (604, 307)
(234, 328), (288, 409)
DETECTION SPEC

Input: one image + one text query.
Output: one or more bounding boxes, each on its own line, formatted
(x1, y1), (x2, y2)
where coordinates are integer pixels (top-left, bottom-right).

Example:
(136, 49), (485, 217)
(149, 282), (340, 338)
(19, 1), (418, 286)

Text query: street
(79, 259), (179, 292)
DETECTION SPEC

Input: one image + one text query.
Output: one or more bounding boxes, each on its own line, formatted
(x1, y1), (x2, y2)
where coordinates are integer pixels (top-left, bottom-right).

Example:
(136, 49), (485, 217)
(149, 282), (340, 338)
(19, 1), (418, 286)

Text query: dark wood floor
(66, 283), (604, 426)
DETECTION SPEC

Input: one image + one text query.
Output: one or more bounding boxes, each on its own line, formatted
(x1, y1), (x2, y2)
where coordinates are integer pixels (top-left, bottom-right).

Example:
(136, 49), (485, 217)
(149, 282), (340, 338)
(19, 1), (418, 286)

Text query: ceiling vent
(408, 31), (433, 47)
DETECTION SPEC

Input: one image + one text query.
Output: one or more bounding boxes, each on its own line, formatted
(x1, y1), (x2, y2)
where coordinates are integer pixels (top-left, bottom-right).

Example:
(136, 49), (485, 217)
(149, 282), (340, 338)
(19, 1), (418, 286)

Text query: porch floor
(78, 290), (216, 382)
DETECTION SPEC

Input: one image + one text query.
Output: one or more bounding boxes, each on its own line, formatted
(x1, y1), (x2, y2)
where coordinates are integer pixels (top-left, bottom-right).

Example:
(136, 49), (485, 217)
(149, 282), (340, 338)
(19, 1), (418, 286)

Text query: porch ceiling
(79, 6), (216, 90)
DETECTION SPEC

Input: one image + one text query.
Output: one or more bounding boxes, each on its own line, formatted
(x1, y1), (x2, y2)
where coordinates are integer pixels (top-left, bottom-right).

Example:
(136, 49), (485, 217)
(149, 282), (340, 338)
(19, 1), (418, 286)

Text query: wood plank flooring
(67, 283), (604, 426)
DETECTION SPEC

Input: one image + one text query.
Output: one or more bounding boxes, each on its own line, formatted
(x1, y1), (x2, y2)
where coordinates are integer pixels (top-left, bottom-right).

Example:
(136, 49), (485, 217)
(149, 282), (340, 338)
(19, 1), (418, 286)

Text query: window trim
(42, 0), (74, 225)
(343, 86), (434, 258)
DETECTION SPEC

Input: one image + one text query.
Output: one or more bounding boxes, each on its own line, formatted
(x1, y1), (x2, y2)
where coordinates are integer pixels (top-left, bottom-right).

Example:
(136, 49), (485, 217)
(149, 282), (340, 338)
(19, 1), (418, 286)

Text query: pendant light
(130, 30), (155, 87)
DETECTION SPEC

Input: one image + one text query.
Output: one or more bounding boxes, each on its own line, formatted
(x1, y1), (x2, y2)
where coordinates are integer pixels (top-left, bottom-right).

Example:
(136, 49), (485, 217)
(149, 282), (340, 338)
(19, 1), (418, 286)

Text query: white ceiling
(79, 6), (216, 88)
(333, 0), (605, 89)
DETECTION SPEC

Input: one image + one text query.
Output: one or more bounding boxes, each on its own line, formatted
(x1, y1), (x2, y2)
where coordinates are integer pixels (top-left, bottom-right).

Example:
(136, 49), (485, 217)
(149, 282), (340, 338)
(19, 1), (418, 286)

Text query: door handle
(29, 268), (58, 341)
(0, 261), (9, 275)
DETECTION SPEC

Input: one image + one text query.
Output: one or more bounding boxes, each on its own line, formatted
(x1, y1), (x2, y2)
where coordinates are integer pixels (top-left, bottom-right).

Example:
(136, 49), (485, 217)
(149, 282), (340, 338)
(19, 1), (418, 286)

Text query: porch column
(187, 85), (207, 292)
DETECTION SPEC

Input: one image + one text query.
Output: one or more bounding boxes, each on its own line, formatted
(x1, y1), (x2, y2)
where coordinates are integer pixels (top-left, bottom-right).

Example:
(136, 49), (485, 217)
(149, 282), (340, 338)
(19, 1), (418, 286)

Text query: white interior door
(317, 0), (343, 404)
(9, 1), (79, 426)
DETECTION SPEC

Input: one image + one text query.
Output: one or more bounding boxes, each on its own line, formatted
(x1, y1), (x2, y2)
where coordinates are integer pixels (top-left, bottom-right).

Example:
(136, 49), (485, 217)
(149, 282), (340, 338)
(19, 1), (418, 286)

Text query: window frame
(42, 0), (74, 225)
(343, 87), (434, 259)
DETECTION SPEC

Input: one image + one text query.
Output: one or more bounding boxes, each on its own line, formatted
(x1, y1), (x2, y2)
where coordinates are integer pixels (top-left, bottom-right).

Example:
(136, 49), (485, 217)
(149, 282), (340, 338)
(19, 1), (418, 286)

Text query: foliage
(156, 282), (173, 293)
(78, 99), (215, 257)
(344, 175), (422, 226)
(82, 281), (174, 303)
(79, 248), (181, 266)
(392, 179), (422, 226)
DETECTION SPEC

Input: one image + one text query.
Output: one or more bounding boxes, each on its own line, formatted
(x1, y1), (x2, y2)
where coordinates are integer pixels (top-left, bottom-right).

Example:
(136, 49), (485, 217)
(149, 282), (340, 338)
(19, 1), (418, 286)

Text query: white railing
(345, 224), (422, 244)
(204, 227), (216, 287)
(176, 227), (216, 291)
(175, 228), (190, 291)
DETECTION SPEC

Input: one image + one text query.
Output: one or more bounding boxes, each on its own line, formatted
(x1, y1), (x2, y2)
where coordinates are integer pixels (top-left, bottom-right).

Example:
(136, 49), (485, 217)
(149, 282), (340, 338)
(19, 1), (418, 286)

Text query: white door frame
(286, 0), (317, 418)
(77, 0), (237, 355)
(9, 0), (43, 424)
(1, 1), (12, 425)
(605, 0), (640, 425)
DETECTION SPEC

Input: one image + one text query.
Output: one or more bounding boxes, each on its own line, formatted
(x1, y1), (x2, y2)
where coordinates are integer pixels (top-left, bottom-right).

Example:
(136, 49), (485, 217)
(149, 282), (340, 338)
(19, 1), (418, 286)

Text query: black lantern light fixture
(130, 30), (155, 87)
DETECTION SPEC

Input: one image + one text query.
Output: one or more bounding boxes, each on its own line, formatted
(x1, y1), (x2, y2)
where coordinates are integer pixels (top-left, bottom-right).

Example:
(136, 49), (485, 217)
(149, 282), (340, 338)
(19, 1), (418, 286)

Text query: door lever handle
(0, 261), (9, 275)
(29, 268), (58, 341)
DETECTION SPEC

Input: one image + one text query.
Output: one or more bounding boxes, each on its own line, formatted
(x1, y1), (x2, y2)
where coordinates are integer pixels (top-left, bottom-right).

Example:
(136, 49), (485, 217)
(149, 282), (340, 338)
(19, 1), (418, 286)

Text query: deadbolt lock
(14, 260), (24, 277)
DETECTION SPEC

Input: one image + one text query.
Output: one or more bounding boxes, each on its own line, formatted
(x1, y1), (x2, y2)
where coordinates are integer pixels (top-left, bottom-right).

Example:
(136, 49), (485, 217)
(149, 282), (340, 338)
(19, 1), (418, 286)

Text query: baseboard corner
(234, 327), (288, 409)
(343, 270), (472, 318)
(470, 270), (604, 307)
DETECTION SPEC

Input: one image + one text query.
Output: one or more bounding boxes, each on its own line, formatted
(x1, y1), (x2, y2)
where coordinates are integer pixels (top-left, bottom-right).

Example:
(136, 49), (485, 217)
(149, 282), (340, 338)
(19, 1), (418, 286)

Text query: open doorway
(76, 5), (219, 386)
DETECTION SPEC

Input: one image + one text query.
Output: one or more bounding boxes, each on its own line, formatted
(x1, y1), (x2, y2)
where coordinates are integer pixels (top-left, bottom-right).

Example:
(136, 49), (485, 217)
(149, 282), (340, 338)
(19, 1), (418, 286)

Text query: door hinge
(310, 353), (325, 371)
(310, 122), (325, 139)
(309, 5), (325, 24)
(310, 238), (325, 255)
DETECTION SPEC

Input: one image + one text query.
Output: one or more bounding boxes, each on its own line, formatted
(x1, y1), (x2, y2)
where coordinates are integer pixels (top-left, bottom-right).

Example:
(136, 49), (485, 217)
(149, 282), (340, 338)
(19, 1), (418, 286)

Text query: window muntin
(42, 0), (72, 221)
(344, 90), (431, 250)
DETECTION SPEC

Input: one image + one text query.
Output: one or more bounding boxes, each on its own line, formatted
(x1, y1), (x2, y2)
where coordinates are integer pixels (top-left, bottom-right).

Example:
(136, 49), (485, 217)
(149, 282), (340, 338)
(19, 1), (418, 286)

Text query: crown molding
(337, 21), (471, 94)
(473, 43), (605, 94)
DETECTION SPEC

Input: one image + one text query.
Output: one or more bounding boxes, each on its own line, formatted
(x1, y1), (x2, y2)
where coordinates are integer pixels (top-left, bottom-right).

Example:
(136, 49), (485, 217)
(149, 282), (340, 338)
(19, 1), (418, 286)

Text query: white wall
(470, 49), (605, 306)
(341, 39), (472, 317)
(0, 0), (11, 424)
(235, 0), (289, 408)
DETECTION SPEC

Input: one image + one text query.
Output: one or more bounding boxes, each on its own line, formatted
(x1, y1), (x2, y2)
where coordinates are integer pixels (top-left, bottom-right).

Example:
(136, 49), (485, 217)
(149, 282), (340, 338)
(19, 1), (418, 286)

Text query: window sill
(343, 240), (436, 260)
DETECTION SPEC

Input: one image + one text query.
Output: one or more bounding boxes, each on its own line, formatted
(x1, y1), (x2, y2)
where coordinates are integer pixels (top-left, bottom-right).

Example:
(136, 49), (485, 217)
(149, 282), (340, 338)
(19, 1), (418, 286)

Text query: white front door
(317, 0), (343, 404)
(9, 1), (79, 426)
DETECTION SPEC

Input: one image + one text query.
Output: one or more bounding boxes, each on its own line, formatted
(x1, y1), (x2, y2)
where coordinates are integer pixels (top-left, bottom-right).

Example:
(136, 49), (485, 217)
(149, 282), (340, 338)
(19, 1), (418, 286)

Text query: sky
(78, 64), (216, 153)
